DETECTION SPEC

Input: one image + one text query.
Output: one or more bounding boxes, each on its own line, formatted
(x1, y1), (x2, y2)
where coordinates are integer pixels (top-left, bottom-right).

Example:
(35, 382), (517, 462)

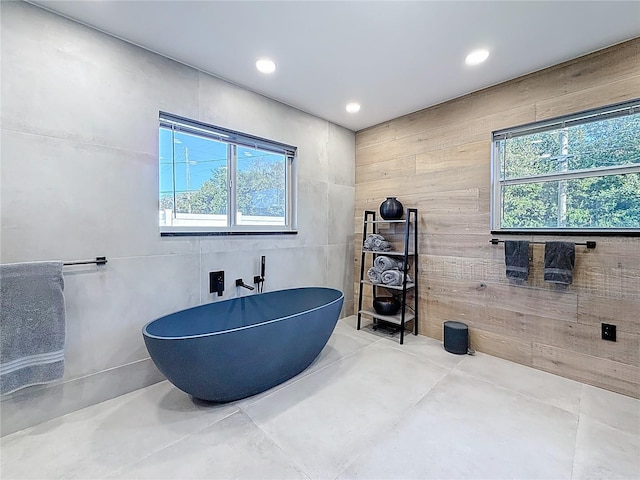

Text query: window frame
(490, 99), (640, 235)
(159, 112), (297, 236)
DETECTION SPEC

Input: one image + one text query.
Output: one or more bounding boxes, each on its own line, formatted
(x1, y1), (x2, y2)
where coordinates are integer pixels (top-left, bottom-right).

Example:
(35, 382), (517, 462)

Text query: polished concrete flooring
(2, 316), (639, 480)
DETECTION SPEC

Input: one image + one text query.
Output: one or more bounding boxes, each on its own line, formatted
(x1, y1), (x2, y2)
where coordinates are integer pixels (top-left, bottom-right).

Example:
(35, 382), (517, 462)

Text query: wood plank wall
(354, 38), (640, 398)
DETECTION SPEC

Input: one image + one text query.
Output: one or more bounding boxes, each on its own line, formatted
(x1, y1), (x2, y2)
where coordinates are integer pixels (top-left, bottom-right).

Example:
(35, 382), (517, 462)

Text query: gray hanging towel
(0, 261), (66, 395)
(504, 240), (530, 281)
(544, 242), (575, 285)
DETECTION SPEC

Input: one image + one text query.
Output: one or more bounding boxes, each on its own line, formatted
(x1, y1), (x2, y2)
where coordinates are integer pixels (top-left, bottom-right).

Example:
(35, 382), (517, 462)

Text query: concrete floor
(2, 316), (639, 479)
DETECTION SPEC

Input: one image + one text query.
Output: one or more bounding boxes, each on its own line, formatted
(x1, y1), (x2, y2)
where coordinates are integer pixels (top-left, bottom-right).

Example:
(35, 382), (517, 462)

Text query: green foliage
(187, 166), (228, 215)
(161, 158), (285, 218)
(235, 159), (285, 217)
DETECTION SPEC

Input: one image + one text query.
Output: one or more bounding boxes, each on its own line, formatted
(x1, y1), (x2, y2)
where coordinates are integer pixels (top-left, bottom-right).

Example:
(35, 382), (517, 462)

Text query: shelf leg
(357, 211), (373, 331)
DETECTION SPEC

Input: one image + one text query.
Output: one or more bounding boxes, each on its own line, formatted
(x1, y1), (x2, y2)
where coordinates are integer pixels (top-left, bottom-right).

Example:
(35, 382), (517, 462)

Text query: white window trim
(490, 99), (640, 234)
(159, 112), (298, 236)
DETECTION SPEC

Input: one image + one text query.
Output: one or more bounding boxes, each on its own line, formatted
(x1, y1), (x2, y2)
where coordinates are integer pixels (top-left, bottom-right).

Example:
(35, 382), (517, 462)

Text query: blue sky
(160, 128), (283, 197)
(159, 128), (226, 195)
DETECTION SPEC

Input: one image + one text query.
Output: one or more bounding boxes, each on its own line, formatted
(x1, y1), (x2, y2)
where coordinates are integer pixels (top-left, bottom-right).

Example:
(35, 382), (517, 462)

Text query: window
(159, 113), (297, 235)
(491, 99), (640, 234)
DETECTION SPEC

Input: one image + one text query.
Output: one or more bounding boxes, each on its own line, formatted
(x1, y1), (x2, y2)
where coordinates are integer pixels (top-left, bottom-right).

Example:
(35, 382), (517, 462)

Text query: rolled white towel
(363, 233), (382, 249)
(367, 267), (382, 284)
(363, 234), (391, 252)
(381, 270), (412, 286)
(373, 256), (405, 273)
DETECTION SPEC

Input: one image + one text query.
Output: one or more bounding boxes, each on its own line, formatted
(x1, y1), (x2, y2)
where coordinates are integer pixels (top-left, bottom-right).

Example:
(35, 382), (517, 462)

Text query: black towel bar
(490, 239), (596, 249)
(63, 256), (108, 266)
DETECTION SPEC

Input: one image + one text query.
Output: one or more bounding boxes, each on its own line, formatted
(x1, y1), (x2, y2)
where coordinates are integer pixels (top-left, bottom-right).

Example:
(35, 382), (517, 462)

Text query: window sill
(161, 230), (298, 237)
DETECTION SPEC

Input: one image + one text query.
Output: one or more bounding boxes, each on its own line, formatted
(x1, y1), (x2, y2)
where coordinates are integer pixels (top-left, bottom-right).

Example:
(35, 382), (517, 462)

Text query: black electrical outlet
(601, 323), (616, 342)
(209, 271), (224, 296)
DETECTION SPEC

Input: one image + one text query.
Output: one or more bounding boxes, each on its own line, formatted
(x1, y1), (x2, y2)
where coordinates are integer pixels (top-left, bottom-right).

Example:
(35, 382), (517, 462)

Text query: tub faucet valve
(210, 271), (225, 297)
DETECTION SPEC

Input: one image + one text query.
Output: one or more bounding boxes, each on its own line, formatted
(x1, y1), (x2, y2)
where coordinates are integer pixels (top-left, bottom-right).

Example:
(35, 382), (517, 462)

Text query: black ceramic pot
(373, 296), (401, 316)
(379, 197), (404, 220)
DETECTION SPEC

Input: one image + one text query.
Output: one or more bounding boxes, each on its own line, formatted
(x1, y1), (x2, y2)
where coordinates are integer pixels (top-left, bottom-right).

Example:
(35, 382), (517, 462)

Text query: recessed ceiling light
(465, 49), (490, 66)
(256, 58), (276, 74)
(346, 102), (361, 113)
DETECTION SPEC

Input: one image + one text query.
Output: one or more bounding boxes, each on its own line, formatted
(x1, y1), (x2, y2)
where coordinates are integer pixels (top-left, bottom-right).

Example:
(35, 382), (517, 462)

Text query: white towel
(373, 256), (405, 273)
(1, 262), (65, 395)
(367, 267), (382, 284)
(381, 270), (412, 286)
(363, 234), (391, 252)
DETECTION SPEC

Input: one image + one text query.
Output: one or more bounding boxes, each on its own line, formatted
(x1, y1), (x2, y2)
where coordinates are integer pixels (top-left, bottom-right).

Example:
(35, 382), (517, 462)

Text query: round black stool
(443, 321), (469, 355)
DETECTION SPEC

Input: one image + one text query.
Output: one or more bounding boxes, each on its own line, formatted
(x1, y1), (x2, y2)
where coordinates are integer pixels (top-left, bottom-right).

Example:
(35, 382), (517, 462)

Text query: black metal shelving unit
(357, 208), (418, 345)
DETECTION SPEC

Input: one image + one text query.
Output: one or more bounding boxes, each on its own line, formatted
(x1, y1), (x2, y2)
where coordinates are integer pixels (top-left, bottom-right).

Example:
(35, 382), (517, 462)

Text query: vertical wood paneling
(354, 38), (640, 398)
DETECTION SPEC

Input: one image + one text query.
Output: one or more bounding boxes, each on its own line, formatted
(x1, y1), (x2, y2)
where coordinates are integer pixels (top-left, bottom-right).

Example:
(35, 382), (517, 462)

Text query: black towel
(544, 241), (575, 285)
(504, 240), (530, 281)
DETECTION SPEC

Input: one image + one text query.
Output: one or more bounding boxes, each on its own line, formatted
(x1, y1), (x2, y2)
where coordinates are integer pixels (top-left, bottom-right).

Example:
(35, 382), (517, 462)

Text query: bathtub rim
(142, 286), (344, 341)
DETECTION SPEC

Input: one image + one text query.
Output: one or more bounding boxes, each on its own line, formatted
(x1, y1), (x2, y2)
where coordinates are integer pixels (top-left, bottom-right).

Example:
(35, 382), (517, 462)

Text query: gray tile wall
(0, 1), (355, 435)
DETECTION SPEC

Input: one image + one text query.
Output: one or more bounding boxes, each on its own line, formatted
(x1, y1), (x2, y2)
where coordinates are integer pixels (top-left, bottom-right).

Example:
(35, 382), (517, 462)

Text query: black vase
(379, 197), (404, 220)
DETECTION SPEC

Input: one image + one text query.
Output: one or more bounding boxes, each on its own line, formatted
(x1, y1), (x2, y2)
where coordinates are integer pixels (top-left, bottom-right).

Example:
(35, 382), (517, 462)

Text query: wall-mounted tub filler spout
(235, 279), (255, 291)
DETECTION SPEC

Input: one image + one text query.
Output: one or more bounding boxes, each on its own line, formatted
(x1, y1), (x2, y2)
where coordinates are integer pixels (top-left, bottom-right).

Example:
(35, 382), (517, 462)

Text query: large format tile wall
(0, 1), (354, 435)
(355, 39), (640, 398)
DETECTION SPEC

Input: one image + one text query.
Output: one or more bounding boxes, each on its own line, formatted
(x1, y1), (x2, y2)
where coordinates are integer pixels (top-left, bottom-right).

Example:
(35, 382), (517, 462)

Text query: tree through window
(159, 113), (296, 235)
(491, 99), (640, 233)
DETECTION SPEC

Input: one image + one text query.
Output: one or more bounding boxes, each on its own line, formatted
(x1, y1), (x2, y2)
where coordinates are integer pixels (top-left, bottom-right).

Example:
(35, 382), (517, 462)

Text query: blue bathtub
(142, 287), (344, 402)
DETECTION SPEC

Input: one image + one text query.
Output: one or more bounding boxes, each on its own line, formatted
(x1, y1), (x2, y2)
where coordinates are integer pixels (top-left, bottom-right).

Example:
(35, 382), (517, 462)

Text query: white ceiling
(31, 1), (640, 132)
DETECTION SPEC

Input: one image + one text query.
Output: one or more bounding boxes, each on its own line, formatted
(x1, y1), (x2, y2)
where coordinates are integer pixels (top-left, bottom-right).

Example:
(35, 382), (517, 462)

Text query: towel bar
(63, 256), (108, 266)
(489, 239), (596, 249)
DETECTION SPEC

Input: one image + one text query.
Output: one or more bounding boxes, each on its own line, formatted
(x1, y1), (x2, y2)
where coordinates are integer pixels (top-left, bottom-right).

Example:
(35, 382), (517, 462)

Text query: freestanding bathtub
(142, 287), (344, 402)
